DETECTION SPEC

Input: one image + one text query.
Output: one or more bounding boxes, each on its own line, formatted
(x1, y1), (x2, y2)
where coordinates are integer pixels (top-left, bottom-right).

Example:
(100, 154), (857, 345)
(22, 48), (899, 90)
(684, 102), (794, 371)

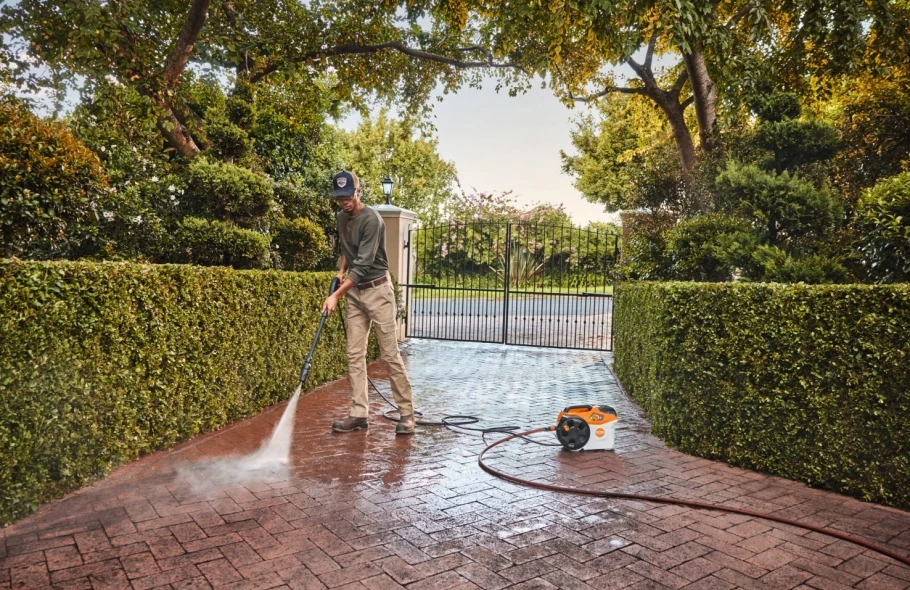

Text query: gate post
(376, 204), (417, 341)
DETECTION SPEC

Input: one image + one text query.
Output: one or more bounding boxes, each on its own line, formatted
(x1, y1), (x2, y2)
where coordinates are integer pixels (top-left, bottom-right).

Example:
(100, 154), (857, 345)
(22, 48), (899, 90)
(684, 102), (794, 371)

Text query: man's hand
(322, 294), (339, 315)
(335, 270), (345, 283)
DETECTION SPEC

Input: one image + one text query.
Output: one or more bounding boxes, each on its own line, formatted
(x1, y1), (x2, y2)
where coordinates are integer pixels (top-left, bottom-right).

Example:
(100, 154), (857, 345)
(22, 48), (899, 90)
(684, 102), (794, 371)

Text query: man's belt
(356, 275), (389, 290)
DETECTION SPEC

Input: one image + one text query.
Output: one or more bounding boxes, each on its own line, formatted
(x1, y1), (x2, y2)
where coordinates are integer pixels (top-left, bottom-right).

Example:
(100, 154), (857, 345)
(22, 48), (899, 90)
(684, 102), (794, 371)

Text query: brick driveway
(2, 340), (909, 589)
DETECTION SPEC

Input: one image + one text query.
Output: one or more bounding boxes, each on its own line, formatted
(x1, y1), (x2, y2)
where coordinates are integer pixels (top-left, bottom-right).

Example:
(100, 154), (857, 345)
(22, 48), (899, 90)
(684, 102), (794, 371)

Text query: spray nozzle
(329, 277), (340, 296)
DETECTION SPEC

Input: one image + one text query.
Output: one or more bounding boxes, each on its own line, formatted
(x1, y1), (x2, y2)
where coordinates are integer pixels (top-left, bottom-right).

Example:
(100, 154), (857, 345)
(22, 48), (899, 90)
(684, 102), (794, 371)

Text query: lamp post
(381, 176), (394, 205)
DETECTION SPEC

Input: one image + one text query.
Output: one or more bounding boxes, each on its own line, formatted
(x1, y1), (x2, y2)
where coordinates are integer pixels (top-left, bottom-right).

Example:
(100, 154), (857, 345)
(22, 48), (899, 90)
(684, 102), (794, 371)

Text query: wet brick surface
(3, 339), (909, 589)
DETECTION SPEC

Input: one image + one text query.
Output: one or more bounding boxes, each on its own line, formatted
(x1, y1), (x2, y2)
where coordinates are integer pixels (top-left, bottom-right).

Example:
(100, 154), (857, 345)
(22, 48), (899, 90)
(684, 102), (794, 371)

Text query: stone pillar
(376, 204), (417, 341)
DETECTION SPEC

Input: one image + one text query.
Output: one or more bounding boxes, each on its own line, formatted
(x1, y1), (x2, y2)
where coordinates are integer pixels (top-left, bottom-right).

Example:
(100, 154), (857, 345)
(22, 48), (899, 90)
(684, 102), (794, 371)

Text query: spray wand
(298, 277), (341, 386)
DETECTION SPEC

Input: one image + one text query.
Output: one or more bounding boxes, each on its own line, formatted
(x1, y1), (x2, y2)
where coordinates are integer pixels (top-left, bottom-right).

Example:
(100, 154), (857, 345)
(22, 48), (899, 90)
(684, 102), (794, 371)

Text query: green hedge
(0, 260), (374, 524)
(614, 282), (910, 509)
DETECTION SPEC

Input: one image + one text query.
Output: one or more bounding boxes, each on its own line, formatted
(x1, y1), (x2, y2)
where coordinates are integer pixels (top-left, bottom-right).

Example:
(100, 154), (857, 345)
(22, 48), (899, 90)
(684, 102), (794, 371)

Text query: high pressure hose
(478, 428), (910, 569)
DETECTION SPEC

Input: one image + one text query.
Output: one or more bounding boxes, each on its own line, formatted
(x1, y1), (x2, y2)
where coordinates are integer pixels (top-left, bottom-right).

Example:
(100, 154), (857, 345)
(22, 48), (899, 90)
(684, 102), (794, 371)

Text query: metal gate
(403, 221), (619, 351)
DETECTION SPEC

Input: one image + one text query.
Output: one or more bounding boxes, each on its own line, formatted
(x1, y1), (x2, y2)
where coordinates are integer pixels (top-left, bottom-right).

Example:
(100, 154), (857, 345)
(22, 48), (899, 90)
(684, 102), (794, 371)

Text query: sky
(341, 78), (620, 225)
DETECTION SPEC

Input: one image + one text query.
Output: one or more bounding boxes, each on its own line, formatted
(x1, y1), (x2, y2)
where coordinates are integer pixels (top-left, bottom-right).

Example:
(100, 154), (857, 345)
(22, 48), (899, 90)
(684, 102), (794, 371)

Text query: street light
(381, 176), (394, 205)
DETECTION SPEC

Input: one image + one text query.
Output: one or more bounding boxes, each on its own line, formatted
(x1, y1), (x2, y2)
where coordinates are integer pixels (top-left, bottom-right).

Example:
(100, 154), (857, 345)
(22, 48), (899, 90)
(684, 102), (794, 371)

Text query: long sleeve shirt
(336, 207), (389, 285)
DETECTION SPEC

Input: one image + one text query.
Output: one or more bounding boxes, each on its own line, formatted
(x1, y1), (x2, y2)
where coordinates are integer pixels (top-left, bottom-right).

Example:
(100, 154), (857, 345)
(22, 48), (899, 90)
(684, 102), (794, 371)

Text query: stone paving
(2, 340), (909, 590)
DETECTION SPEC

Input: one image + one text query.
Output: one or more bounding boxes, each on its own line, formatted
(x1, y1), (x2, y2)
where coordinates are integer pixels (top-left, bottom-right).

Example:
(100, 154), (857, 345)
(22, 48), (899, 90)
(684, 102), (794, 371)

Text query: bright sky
(428, 80), (617, 225)
(342, 78), (620, 225)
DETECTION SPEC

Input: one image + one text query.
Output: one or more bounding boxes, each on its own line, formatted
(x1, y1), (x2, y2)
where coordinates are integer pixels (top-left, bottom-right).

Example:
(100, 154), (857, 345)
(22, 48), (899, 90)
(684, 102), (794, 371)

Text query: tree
(0, 0), (529, 161)
(561, 93), (678, 212)
(855, 172), (910, 283)
(822, 76), (910, 205)
(0, 99), (111, 259)
(340, 112), (458, 224)
(455, 0), (909, 172)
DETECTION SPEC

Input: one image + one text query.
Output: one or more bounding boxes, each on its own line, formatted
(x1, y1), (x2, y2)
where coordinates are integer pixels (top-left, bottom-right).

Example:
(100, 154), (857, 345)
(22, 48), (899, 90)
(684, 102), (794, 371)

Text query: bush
(0, 101), (110, 258)
(0, 259), (378, 524)
(855, 171), (910, 283)
(614, 282), (910, 509)
(173, 217), (271, 269)
(715, 162), (840, 247)
(271, 217), (331, 271)
(184, 158), (274, 227)
(663, 214), (752, 281)
(751, 247), (851, 284)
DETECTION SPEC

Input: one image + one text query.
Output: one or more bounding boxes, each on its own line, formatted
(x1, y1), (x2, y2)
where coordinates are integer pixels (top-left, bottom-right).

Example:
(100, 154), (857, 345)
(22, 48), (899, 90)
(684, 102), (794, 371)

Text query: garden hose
(478, 428), (910, 569)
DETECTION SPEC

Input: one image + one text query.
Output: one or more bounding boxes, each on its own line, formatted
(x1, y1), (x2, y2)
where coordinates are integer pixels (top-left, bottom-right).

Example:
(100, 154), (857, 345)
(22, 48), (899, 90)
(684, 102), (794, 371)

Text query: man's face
(336, 189), (360, 213)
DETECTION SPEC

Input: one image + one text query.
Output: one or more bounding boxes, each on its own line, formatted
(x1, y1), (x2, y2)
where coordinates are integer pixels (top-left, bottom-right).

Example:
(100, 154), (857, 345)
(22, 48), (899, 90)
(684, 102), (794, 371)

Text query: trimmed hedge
(614, 282), (910, 509)
(0, 260), (374, 524)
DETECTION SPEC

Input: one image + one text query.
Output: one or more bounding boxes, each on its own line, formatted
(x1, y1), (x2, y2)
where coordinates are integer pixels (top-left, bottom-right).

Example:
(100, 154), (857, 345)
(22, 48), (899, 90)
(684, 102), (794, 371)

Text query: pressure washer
(294, 277), (909, 569)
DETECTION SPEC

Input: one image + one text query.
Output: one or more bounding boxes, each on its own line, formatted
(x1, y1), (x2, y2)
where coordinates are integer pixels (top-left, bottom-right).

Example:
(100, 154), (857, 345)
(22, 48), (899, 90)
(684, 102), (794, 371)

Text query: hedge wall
(614, 282), (910, 509)
(0, 260), (372, 524)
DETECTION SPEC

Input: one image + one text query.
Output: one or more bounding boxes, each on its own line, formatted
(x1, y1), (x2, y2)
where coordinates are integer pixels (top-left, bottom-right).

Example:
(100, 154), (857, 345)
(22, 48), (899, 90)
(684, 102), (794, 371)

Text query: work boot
(332, 416), (368, 432)
(395, 414), (416, 436)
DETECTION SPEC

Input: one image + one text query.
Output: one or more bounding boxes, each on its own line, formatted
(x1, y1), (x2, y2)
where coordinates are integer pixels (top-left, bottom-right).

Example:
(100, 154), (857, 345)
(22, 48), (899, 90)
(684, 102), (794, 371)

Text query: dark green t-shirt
(337, 207), (389, 285)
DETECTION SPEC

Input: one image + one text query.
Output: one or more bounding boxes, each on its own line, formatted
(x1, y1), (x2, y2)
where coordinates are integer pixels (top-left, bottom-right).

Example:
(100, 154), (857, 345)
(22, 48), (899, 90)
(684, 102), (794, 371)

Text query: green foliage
(715, 162), (840, 248)
(0, 100), (110, 259)
(207, 120), (251, 161)
(748, 91), (802, 123)
(855, 172), (910, 283)
(750, 246), (851, 284)
(662, 214), (752, 282)
(184, 158), (275, 227)
(753, 119), (840, 174)
(0, 260), (376, 524)
(271, 217), (331, 271)
(826, 77), (910, 200)
(340, 111), (458, 225)
(172, 217), (270, 270)
(615, 281), (910, 509)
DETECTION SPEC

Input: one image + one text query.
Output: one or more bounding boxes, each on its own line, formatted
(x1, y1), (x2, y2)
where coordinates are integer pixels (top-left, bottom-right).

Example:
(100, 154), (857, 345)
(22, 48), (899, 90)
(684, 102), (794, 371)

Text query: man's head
(332, 170), (361, 214)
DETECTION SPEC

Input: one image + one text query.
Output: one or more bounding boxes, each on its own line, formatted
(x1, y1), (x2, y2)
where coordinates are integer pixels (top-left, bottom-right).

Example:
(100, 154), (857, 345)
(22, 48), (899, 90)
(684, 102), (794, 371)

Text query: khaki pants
(345, 278), (413, 419)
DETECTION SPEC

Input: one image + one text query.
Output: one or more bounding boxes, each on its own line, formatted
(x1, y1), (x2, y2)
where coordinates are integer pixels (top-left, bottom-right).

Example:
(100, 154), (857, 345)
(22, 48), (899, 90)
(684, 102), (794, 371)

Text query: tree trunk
(682, 43), (718, 152)
(651, 93), (697, 173)
(157, 102), (202, 159)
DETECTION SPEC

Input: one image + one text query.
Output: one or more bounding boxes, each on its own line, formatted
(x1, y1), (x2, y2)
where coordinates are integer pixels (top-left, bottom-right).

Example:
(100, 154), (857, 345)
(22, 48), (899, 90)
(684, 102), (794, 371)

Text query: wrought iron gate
(403, 221), (619, 351)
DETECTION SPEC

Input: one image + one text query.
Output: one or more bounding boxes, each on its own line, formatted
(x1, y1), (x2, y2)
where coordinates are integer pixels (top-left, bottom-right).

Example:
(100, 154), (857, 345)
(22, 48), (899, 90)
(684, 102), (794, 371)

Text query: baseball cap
(332, 170), (360, 198)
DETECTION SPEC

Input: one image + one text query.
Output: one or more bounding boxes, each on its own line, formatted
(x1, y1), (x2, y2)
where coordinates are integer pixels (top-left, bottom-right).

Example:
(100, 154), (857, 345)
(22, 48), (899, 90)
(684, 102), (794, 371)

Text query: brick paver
(3, 340), (909, 589)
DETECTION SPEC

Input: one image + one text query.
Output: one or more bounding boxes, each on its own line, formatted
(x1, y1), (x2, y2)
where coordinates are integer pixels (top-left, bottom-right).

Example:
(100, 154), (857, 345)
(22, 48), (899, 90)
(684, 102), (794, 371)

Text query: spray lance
(298, 277), (341, 386)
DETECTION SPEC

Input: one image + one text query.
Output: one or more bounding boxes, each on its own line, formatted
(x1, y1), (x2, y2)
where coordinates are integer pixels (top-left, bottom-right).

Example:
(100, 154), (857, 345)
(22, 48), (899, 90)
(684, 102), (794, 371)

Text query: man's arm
(322, 277), (355, 315)
(337, 254), (347, 282)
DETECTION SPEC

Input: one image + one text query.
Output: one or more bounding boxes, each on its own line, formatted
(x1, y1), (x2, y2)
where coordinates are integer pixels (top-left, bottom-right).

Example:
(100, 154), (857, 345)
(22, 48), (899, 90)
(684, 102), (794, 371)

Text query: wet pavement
(2, 339), (909, 590)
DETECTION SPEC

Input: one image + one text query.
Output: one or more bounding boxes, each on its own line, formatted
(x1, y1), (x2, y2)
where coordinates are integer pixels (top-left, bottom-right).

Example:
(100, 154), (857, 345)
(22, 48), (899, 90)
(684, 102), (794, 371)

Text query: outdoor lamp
(381, 176), (394, 205)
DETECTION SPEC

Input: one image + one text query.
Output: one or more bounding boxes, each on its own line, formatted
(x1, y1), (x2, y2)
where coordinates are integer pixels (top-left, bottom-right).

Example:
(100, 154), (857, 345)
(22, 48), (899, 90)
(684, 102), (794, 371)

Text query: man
(322, 170), (416, 435)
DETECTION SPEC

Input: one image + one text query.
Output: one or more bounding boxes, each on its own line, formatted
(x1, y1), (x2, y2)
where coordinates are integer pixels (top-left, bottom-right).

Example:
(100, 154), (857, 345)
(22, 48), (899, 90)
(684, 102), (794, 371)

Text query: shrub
(0, 101), (110, 258)
(855, 171), (910, 283)
(0, 259), (377, 524)
(614, 282), (910, 509)
(663, 214), (752, 281)
(751, 247), (851, 284)
(184, 157), (274, 227)
(173, 217), (271, 269)
(207, 120), (251, 160)
(271, 217), (331, 271)
(715, 162), (840, 247)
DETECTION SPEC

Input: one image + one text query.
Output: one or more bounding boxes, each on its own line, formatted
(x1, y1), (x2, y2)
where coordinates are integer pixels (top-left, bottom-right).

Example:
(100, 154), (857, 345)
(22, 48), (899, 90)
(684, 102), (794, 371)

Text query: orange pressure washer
(554, 404), (618, 451)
